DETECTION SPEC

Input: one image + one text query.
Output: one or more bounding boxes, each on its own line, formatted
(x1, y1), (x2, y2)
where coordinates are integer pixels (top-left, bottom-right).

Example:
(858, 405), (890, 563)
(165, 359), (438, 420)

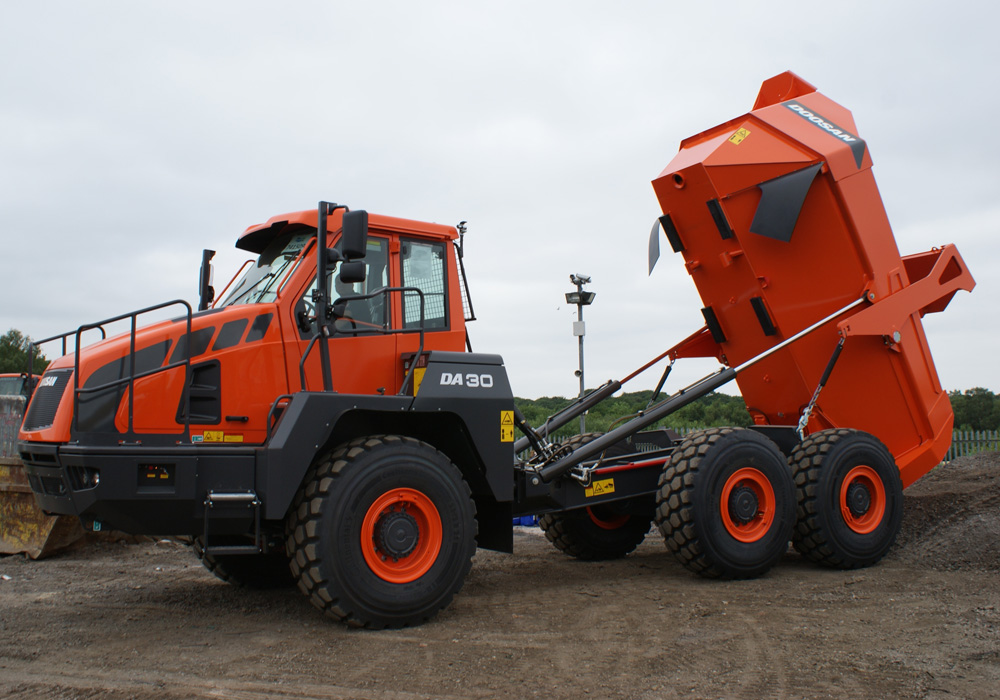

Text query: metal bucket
(0, 395), (83, 558)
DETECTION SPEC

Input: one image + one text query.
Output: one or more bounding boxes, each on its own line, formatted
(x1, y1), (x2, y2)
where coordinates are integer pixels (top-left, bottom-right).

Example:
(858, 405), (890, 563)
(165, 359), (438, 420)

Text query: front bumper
(18, 441), (259, 536)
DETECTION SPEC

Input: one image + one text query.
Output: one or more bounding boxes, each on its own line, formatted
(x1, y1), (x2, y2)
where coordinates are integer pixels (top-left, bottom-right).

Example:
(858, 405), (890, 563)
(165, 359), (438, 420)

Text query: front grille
(30, 473), (68, 497)
(41, 475), (67, 496)
(22, 369), (73, 431)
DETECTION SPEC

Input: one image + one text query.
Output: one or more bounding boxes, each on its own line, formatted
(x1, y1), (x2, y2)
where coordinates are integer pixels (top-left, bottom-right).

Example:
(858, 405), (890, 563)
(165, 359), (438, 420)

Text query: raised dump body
(652, 71), (975, 487)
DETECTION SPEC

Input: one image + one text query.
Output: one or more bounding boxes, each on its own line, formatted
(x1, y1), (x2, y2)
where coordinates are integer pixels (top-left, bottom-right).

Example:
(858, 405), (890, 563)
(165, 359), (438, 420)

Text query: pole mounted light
(566, 274), (595, 433)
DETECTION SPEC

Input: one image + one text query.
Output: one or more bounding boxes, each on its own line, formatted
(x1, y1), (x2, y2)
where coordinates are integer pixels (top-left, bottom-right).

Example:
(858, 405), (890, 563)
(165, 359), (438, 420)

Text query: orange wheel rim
(720, 468), (775, 543)
(586, 506), (630, 531)
(361, 488), (442, 583)
(839, 465), (886, 534)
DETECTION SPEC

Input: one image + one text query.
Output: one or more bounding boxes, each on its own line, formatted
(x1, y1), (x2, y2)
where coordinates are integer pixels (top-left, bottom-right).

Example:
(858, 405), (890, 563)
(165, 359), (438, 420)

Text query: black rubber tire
(285, 435), (477, 629)
(654, 427), (796, 579)
(539, 433), (653, 560)
(193, 538), (295, 589)
(790, 428), (903, 569)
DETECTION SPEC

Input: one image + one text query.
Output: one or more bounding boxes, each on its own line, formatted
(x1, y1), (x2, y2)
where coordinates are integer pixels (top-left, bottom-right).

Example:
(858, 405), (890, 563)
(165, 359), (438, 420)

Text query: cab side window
(400, 240), (448, 330)
(297, 237), (390, 337)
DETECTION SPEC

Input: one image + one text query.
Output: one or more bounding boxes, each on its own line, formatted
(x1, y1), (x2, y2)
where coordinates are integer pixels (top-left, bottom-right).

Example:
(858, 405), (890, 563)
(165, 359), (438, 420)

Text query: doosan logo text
(785, 103), (858, 143)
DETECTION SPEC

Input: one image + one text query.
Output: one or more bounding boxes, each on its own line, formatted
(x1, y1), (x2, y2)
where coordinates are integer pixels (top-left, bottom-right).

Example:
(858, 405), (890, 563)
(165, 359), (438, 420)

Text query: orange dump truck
(18, 72), (973, 628)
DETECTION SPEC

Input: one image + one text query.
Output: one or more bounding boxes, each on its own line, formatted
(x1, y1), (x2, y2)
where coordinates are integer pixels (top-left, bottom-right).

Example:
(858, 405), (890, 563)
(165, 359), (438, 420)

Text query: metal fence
(944, 430), (1000, 461)
(518, 427), (999, 462)
(1, 395), (26, 459)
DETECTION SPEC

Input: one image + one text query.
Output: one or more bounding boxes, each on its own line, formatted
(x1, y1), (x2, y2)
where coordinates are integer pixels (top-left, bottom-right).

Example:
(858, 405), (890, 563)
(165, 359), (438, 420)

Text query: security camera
(570, 273), (591, 285)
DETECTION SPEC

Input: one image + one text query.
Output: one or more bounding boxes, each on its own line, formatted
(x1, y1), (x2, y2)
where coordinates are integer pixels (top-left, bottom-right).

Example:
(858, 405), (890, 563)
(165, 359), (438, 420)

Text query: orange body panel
(653, 72), (975, 487)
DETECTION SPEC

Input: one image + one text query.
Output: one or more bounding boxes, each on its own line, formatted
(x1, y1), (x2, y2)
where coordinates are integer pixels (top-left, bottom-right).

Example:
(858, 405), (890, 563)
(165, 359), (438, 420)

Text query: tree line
(516, 390), (753, 439)
(517, 387), (1000, 437)
(0, 329), (49, 374)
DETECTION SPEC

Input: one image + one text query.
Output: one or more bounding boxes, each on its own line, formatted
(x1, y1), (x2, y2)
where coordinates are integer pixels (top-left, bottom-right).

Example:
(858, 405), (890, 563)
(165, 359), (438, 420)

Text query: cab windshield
(221, 227), (313, 306)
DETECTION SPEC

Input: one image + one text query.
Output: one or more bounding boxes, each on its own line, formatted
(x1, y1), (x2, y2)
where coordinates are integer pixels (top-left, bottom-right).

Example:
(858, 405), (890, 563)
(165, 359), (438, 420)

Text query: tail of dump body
(651, 71), (975, 487)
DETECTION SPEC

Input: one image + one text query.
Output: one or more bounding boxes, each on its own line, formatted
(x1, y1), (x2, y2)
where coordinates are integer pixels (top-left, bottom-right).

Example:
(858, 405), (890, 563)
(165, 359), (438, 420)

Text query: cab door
(290, 235), (400, 395)
(393, 236), (467, 376)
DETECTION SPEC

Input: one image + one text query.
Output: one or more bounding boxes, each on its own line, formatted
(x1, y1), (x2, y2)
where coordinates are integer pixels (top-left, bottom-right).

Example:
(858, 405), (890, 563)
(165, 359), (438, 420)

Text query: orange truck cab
(0, 373), (38, 398)
(21, 208), (469, 447)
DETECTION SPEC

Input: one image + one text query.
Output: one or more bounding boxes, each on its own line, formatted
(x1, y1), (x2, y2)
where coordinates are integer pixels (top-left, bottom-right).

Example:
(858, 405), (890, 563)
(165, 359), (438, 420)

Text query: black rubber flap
(701, 306), (727, 344)
(750, 296), (778, 336)
(750, 163), (822, 243)
(707, 199), (734, 240)
(647, 219), (660, 275)
(660, 214), (684, 253)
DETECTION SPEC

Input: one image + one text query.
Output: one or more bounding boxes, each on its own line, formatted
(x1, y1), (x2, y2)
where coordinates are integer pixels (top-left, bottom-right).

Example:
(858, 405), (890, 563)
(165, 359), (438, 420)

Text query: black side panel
(750, 163), (822, 243)
(212, 318), (249, 351)
(474, 496), (513, 553)
(411, 352), (515, 502)
(169, 327), (215, 365)
(77, 341), (172, 433)
(260, 393), (414, 520)
(245, 313), (273, 343)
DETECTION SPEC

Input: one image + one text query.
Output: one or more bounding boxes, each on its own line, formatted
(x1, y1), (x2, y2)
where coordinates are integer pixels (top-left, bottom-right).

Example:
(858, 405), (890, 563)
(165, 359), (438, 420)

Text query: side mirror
(338, 260), (367, 284)
(341, 210), (368, 259)
(198, 249), (216, 311)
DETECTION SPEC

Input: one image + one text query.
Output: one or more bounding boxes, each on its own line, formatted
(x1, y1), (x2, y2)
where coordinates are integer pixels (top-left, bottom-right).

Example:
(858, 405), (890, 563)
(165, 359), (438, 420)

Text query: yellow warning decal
(223, 434), (244, 443)
(585, 478), (615, 498)
(500, 410), (514, 443)
(413, 367), (426, 395)
(203, 431), (224, 443)
(729, 127), (750, 145)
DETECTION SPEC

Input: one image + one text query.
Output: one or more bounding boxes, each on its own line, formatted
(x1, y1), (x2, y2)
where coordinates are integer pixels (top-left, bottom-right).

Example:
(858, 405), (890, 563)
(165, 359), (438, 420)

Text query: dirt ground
(1, 452), (998, 700)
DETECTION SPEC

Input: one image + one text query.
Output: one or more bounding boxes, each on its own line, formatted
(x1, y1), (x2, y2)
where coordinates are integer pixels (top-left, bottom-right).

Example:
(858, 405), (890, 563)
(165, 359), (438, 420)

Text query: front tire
(654, 427), (795, 579)
(790, 428), (903, 569)
(285, 435), (477, 628)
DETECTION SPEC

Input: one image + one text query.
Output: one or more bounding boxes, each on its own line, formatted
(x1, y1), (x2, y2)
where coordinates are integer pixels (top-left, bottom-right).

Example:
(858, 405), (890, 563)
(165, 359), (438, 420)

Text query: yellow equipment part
(1, 390), (84, 559)
(0, 458), (83, 558)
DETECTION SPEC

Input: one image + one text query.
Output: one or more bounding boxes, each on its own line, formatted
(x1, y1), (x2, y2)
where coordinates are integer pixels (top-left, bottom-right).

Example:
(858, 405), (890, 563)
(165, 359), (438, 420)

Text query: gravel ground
(1, 452), (998, 699)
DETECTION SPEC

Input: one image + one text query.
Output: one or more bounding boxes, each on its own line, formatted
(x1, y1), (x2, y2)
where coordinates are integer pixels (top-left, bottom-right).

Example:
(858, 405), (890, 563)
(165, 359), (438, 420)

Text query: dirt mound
(891, 451), (1000, 571)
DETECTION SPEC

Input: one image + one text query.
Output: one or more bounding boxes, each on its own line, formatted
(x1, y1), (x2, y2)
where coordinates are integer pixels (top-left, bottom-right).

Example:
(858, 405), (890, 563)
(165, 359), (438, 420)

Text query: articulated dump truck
(18, 72), (974, 628)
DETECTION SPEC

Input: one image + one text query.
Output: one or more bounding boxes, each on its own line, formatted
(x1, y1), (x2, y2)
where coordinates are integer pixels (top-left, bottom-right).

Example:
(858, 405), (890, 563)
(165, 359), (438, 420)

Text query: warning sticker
(500, 410), (514, 443)
(203, 431), (224, 443)
(729, 127), (750, 145)
(585, 478), (615, 498)
(412, 367), (426, 395)
(223, 434), (244, 443)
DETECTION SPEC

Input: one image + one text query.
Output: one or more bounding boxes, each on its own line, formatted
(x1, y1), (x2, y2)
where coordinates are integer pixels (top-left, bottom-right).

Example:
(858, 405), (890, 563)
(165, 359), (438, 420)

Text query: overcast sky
(1, 1), (996, 399)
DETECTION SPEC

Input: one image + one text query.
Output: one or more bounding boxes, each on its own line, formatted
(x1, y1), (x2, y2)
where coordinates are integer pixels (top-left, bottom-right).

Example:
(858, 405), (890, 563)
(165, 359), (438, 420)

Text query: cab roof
(237, 208), (458, 254)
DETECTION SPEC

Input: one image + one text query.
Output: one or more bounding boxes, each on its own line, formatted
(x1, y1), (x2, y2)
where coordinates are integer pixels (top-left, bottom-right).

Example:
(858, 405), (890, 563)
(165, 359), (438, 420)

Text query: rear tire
(193, 538), (294, 589)
(790, 428), (903, 569)
(539, 502), (653, 561)
(539, 433), (653, 560)
(654, 427), (795, 579)
(285, 435), (477, 628)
